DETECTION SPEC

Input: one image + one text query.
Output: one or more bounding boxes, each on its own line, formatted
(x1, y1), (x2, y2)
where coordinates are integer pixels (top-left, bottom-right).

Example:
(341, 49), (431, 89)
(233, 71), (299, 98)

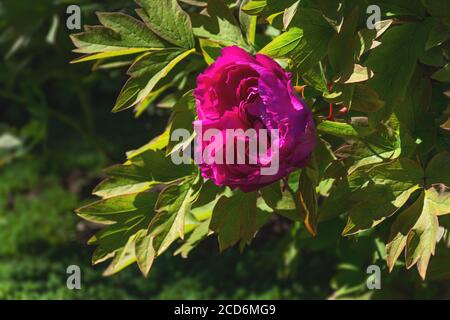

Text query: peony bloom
(193, 46), (316, 192)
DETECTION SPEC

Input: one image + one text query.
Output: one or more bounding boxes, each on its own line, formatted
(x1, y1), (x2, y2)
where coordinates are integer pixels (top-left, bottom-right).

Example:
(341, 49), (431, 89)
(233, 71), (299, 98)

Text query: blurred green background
(0, 0), (448, 299)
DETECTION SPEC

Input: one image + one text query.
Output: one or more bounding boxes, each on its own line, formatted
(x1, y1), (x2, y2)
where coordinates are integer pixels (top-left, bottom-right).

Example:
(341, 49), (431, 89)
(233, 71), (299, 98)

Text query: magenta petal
(194, 46), (317, 192)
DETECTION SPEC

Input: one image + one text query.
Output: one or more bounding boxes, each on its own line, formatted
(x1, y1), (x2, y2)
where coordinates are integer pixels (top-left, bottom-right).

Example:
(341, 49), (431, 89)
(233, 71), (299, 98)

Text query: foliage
(71, 0), (450, 281)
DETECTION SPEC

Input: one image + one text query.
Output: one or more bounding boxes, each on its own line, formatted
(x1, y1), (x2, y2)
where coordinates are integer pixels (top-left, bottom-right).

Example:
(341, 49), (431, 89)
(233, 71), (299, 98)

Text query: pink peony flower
(193, 46), (316, 192)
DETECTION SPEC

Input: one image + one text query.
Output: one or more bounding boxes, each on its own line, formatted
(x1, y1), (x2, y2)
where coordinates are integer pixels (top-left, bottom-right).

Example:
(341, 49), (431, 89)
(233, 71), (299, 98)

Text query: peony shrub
(72, 0), (449, 282)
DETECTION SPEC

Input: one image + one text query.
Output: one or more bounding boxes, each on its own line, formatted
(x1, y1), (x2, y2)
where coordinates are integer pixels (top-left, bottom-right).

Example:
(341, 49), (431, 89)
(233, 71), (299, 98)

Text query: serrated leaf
(210, 191), (258, 251)
(151, 180), (197, 254)
(76, 191), (158, 224)
(94, 150), (194, 200)
(70, 12), (166, 61)
(113, 48), (194, 112)
(386, 191), (425, 271)
(175, 219), (211, 258)
(425, 187), (450, 216)
(405, 194), (440, 280)
(71, 48), (152, 64)
(80, 192), (159, 269)
(259, 27), (303, 58)
(343, 184), (420, 236)
(134, 230), (156, 277)
(240, 0), (257, 45)
(365, 158), (424, 197)
(93, 177), (152, 199)
(291, 9), (335, 72)
(191, 0), (250, 50)
(328, 7), (359, 81)
(103, 233), (138, 276)
(135, 0), (195, 48)
(260, 181), (301, 221)
(199, 39), (223, 65)
(302, 62), (328, 92)
(317, 120), (374, 139)
(343, 158), (424, 235)
(167, 91), (196, 154)
(126, 127), (171, 159)
(366, 20), (432, 120)
(355, 19), (393, 60)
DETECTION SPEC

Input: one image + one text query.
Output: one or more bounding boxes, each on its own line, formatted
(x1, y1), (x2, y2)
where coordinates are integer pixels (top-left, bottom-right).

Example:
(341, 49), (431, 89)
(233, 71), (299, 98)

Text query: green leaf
(113, 48), (194, 112)
(343, 158), (424, 235)
(302, 62), (328, 93)
(242, 0), (297, 17)
(94, 150), (194, 200)
(338, 64), (374, 84)
(426, 19), (450, 50)
(76, 191), (158, 224)
(240, 0), (258, 45)
(291, 9), (335, 72)
(366, 20), (432, 120)
(135, 0), (195, 48)
(424, 187), (450, 216)
(317, 120), (374, 139)
(343, 185), (394, 235)
(395, 68), (432, 132)
(92, 176), (152, 199)
(134, 230), (156, 277)
(328, 7), (359, 81)
(191, 0), (250, 50)
(78, 191), (159, 270)
(405, 192), (440, 280)
(199, 39), (223, 65)
(425, 152), (450, 186)
(259, 27), (303, 58)
(318, 171), (367, 222)
(364, 158), (424, 197)
(420, 46), (445, 67)
(297, 170), (318, 236)
(260, 181), (300, 221)
(103, 233), (138, 276)
(151, 180), (198, 254)
(167, 91), (196, 154)
(175, 219), (211, 258)
(242, 0), (267, 15)
(354, 19), (394, 60)
(210, 191), (258, 251)
(71, 48), (153, 64)
(126, 126), (171, 159)
(351, 84), (385, 112)
(70, 12), (166, 61)
(386, 191), (425, 272)
(346, 122), (403, 174)
(431, 63), (450, 82)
